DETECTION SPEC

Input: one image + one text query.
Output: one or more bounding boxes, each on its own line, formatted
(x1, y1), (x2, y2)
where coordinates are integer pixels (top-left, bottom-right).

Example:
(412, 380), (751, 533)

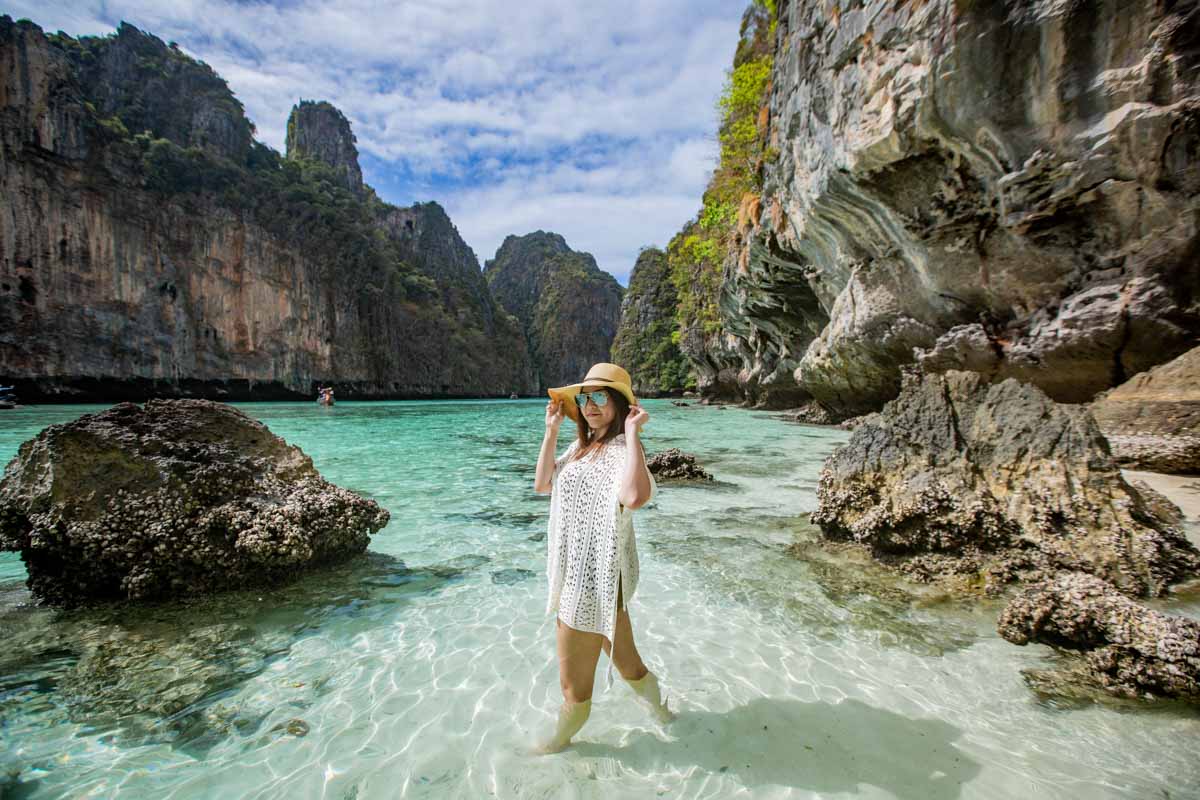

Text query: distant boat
(509, 392), (518, 399)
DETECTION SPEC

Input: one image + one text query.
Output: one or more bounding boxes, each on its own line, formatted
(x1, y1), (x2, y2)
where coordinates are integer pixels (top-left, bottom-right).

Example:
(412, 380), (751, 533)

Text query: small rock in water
(278, 719), (310, 737)
(647, 448), (713, 482)
(491, 568), (535, 585)
(998, 571), (1200, 704)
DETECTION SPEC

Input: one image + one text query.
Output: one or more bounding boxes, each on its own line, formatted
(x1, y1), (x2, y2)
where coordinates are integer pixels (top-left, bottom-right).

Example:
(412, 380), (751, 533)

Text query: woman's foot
(626, 671), (675, 723)
(533, 698), (592, 754)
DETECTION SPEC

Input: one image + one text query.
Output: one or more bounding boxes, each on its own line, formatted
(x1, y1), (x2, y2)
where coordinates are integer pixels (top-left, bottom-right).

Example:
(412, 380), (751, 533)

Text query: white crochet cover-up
(545, 432), (657, 691)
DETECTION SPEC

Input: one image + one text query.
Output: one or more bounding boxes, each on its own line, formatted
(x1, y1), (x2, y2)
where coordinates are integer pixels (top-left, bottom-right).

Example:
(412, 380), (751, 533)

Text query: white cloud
(10, 0), (743, 284)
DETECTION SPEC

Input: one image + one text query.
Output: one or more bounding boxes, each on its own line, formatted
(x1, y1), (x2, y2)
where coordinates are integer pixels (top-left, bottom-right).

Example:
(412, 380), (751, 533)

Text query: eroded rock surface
(998, 572), (1200, 702)
(811, 370), (1200, 596)
(646, 448), (713, 482)
(0, 399), (390, 605)
(1091, 345), (1200, 473)
(717, 0), (1200, 416)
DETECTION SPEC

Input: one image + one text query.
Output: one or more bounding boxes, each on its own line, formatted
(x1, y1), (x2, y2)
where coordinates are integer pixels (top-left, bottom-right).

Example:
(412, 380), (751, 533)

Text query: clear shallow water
(0, 399), (1197, 799)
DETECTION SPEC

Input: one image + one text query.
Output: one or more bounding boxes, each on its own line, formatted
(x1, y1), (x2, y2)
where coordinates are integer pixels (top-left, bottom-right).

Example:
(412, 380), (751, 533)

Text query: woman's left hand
(625, 404), (649, 437)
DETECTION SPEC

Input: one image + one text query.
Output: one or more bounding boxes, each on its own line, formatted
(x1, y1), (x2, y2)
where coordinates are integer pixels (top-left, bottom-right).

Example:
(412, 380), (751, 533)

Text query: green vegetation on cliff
(668, 0), (773, 338)
(611, 248), (693, 394)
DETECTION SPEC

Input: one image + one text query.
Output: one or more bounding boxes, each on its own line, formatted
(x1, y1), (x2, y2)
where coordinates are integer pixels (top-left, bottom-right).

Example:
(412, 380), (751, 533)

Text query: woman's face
(579, 385), (616, 432)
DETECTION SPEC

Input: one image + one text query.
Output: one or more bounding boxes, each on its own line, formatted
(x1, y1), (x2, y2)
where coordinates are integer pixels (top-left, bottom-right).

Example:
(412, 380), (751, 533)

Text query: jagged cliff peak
(285, 99), (364, 195)
(484, 232), (623, 390)
(491, 230), (573, 260)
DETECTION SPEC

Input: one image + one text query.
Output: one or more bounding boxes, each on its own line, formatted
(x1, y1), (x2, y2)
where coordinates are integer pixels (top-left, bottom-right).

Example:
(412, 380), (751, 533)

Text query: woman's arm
(618, 405), (653, 510)
(534, 400), (565, 494)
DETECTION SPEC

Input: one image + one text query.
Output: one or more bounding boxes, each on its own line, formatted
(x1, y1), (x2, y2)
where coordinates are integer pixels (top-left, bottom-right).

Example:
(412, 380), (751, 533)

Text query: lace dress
(545, 433), (657, 691)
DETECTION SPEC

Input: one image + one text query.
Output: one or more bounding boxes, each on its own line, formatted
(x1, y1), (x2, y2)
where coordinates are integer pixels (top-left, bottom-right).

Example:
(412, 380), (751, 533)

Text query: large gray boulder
(1091, 345), (1200, 474)
(998, 571), (1200, 703)
(811, 370), (1200, 596)
(0, 399), (390, 605)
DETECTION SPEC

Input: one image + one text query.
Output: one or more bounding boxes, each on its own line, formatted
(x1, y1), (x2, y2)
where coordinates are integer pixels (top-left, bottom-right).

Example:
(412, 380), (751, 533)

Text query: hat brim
(547, 379), (636, 424)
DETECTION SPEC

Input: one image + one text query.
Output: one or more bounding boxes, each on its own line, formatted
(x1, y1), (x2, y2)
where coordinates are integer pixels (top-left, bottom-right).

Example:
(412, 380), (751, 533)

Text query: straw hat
(547, 362), (636, 423)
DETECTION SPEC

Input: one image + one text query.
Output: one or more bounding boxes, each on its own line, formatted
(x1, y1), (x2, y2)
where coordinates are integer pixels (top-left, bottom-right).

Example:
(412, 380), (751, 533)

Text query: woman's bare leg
(556, 618), (604, 703)
(601, 579), (649, 681)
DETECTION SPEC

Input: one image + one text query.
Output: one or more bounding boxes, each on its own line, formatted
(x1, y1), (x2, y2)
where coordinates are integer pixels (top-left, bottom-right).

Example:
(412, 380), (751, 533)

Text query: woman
(531, 362), (674, 754)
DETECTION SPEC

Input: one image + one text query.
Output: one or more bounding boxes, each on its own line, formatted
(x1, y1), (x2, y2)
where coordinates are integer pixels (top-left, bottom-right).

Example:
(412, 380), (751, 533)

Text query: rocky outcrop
(611, 247), (691, 396)
(811, 370), (1200, 597)
(713, 0), (1200, 417)
(67, 22), (253, 162)
(646, 448), (712, 481)
(286, 100), (363, 195)
(1091, 344), (1200, 473)
(0, 399), (390, 606)
(484, 231), (623, 390)
(999, 572), (1200, 702)
(0, 17), (535, 401)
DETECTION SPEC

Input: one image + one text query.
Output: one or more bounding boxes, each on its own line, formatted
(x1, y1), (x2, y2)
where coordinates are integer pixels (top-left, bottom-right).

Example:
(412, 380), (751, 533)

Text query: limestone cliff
(0, 17), (535, 400)
(610, 247), (691, 396)
(685, 0), (1200, 417)
(286, 100), (364, 195)
(484, 232), (623, 390)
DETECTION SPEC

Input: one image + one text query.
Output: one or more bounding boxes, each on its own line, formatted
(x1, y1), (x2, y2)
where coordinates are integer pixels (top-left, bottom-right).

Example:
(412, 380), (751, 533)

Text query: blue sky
(8, 1), (743, 285)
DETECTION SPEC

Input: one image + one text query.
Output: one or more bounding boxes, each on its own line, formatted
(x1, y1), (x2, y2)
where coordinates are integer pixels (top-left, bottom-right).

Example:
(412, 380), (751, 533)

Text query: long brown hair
(571, 387), (629, 459)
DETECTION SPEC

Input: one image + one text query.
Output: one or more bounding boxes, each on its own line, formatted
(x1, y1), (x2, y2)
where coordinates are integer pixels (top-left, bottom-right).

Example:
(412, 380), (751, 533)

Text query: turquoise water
(1, 399), (1198, 799)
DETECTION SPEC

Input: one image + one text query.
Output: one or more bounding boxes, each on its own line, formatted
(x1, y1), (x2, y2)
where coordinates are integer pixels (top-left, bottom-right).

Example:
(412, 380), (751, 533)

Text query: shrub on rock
(0, 399), (390, 605)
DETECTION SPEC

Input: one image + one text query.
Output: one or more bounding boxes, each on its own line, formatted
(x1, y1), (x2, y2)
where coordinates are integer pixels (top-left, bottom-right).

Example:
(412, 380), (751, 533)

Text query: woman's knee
(559, 676), (593, 704)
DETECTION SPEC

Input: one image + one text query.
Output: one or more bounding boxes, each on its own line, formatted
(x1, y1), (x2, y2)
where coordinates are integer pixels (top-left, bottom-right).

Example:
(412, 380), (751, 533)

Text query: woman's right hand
(545, 399), (565, 431)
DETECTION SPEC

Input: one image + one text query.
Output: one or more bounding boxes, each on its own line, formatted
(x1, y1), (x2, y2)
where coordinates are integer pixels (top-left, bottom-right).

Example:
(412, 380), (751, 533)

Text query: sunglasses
(574, 390), (610, 408)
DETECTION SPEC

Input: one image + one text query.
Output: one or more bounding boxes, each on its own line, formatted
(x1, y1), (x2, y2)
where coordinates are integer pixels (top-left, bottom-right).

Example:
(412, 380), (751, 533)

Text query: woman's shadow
(572, 696), (981, 799)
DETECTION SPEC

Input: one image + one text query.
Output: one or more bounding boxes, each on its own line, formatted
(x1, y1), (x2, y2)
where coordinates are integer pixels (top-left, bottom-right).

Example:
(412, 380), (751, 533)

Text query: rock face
(484, 232), (623, 390)
(712, 0), (1200, 417)
(71, 22), (254, 162)
(611, 248), (691, 396)
(286, 100), (364, 195)
(1091, 345), (1200, 473)
(0, 18), (534, 401)
(811, 370), (1200, 596)
(646, 448), (712, 481)
(0, 399), (390, 606)
(998, 572), (1200, 702)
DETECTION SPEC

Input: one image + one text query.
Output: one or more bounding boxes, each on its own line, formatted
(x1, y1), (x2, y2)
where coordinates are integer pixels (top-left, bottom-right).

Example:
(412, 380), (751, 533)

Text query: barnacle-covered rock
(646, 448), (713, 482)
(0, 399), (390, 605)
(811, 370), (1200, 597)
(998, 572), (1200, 702)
